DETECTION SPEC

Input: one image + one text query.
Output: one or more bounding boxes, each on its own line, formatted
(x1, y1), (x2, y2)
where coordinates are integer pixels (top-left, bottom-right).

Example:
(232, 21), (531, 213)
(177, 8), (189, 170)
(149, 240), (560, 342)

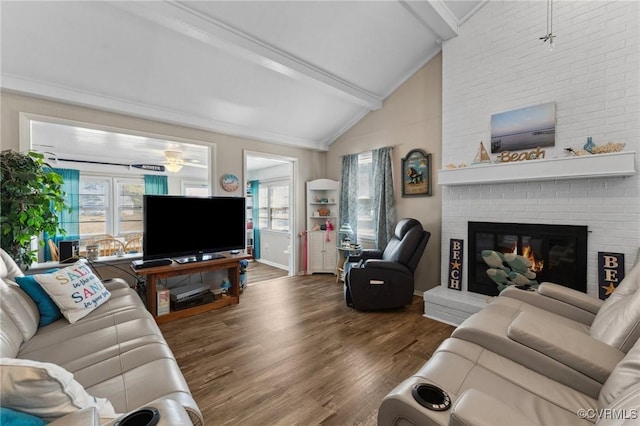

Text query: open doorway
(244, 150), (296, 279)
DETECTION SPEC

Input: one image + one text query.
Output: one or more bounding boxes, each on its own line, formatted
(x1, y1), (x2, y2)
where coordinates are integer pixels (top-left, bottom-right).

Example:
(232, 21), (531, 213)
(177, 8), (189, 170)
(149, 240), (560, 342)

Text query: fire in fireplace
(468, 222), (588, 296)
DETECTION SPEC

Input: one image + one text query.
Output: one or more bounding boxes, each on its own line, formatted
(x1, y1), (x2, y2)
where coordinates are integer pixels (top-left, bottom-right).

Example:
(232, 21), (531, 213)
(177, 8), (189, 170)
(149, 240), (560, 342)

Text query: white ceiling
(1, 1), (483, 152)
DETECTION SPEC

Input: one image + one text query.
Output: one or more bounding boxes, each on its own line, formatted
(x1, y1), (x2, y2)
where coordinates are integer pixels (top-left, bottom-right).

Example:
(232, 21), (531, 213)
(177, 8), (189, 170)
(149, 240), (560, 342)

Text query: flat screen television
(143, 195), (246, 262)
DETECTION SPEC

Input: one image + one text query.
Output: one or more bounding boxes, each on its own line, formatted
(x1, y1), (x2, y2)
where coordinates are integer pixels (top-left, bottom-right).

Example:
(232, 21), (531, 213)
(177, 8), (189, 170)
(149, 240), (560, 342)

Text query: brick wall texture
(441, 0), (640, 296)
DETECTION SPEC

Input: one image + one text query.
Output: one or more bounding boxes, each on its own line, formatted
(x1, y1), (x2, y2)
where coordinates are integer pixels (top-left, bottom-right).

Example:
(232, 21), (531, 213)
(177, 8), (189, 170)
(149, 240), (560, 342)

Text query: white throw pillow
(32, 261), (111, 323)
(0, 357), (117, 422)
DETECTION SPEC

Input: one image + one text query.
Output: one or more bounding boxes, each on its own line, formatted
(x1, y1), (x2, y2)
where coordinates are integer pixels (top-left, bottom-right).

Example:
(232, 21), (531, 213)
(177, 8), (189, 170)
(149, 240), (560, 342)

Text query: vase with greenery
(1, 150), (68, 268)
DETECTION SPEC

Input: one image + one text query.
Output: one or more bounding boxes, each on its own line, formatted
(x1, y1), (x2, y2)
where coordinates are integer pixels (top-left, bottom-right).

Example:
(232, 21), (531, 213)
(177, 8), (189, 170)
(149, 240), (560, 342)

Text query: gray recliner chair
(344, 218), (430, 311)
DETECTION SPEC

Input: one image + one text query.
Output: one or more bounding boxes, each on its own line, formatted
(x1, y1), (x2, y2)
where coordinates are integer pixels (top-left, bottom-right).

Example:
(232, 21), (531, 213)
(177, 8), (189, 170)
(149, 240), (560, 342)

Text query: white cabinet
(307, 231), (337, 273)
(306, 179), (339, 274)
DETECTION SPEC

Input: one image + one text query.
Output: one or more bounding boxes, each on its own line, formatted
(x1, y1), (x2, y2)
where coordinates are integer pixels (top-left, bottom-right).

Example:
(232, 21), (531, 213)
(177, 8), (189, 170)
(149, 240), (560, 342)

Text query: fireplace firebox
(468, 222), (588, 296)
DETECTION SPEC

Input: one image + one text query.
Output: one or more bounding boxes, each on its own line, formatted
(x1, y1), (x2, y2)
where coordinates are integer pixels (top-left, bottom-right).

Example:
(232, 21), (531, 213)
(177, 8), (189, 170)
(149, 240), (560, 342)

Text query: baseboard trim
(254, 258), (288, 273)
(422, 313), (459, 327)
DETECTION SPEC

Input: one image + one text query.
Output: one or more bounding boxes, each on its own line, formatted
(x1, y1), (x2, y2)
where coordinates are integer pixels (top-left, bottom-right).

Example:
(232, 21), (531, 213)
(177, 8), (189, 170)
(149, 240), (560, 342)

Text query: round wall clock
(221, 174), (240, 192)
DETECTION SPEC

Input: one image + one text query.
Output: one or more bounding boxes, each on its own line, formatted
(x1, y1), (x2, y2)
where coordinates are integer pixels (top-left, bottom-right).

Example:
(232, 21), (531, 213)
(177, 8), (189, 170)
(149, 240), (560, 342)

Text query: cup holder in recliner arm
(114, 407), (160, 426)
(411, 383), (451, 411)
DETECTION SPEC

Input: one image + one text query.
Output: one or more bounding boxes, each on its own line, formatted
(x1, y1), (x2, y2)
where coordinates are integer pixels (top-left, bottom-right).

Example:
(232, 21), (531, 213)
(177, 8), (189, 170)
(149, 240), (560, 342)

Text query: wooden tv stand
(131, 252), (251, 324)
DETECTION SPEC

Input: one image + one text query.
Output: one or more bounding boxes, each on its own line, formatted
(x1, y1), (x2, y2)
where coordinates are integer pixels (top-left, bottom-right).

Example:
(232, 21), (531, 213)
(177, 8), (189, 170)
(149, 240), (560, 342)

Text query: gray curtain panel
(339, 153), (359, 242)
(372, 147), (397, 249)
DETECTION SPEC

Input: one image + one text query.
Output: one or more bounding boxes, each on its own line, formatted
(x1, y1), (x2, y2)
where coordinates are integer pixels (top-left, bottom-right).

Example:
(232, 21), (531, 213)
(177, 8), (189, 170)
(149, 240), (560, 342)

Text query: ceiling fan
(163, 151), (184, 173)
(162, 150), (208, 172)
(41, 149), (207, 174)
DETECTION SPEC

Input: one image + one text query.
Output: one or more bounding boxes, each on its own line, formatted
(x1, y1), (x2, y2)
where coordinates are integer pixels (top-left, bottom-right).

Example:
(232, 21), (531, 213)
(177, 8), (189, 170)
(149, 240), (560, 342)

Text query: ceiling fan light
(164, 150), (184, 173)
(165, 161), (183, 173)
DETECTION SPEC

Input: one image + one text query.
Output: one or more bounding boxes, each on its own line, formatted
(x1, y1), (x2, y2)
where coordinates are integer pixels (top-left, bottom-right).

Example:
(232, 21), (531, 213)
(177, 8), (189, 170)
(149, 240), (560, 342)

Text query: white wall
(257, 230), (290, 269)
(440, 0), (640, 297)
(248, 163), (292, 182)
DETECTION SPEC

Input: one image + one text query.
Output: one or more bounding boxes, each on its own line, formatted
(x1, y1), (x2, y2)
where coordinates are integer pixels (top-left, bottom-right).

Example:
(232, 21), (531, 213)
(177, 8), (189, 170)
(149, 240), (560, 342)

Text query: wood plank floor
(245, 260), (289, 284)
(160, 274), (454, 426)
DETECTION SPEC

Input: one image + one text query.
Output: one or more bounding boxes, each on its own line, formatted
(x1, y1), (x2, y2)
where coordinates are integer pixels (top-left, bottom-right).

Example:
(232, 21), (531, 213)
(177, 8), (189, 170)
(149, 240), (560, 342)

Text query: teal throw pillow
(15, 269), (62, 327)
(0, 407), (46, 426)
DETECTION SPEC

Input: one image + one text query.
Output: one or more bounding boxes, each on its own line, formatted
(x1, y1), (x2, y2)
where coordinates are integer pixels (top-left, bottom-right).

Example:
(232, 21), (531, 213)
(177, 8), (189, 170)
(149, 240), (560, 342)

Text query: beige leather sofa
(379, 262), (640, 425)
(0, 249), (203, 425)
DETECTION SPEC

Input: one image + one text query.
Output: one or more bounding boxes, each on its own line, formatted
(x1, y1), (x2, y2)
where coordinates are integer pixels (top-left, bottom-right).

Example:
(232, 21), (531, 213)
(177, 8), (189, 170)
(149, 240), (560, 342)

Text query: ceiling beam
(399, 0), (459, 41)
(108, 0), (382, 111)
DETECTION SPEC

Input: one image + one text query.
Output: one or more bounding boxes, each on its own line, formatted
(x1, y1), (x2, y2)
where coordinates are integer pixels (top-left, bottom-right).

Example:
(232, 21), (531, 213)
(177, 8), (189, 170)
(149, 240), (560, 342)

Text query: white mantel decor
(438, 151), (635, 186)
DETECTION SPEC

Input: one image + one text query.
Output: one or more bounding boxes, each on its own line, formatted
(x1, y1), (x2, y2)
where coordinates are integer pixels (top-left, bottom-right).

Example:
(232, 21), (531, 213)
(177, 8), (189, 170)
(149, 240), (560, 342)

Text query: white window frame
(79, 174), (144, 239)
(19, 112), (218, 262)
(79, 175), (113, 238)
(114, 177), (145, 237)
(19, 112), (217, 199)
(357, 152), (375, 242)
(257, 179), (290, 233)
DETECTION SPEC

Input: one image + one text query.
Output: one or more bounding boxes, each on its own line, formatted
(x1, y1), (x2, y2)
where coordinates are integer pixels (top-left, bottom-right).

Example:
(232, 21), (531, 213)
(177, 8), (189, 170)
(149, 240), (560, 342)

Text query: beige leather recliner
(379, 333), (640, 425)
(500, 259), (640, 327)
(379, 263), (640, 425)
(449, 262), (640, 397)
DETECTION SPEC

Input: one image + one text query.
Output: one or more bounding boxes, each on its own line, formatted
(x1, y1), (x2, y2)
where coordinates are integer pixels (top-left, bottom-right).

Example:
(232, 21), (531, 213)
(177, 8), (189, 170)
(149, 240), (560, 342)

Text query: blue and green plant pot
(220, 278), (231, 294)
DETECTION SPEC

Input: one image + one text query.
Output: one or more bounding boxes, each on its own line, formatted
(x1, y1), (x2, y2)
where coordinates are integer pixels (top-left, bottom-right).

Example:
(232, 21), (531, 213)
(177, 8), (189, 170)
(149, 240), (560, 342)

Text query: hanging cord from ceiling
(539, 0), (556, 50)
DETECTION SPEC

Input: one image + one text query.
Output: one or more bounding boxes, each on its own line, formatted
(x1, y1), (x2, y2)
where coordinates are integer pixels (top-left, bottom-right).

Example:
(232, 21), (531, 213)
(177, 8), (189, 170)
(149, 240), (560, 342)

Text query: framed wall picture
(402, 149), (431, 197)
(490, 102), (556, 153)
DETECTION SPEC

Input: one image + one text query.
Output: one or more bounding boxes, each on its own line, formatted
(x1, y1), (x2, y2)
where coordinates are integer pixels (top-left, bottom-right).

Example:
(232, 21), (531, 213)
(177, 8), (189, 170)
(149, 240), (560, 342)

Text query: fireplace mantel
(438, 151), (635, 186)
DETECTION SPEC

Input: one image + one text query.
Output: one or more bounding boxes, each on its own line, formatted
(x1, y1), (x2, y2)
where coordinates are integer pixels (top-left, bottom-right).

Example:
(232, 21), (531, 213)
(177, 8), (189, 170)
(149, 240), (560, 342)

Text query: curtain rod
(338, 145), (395, 157)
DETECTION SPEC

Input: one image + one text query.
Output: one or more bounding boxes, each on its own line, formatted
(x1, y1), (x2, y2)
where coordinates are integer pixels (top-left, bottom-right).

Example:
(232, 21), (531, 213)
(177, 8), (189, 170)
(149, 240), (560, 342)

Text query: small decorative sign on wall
(401, 149), (432, 197)
(496, 147), (546, 163)
(448, 239), (463, 291)
(221, 173), (240, 192)
(598, 252), (625, 300)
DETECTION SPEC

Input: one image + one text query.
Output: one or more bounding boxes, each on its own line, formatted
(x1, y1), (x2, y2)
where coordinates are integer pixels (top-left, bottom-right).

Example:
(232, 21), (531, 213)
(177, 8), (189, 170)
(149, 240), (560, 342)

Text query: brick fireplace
(424, 1), (639, 326)
(423, 169), (640, 327)
(424, 166), (638, 326)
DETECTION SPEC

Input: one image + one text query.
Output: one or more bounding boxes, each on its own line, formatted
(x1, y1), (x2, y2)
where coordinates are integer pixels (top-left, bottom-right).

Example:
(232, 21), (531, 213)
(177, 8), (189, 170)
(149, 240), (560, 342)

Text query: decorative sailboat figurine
(472, 141), (492, 164)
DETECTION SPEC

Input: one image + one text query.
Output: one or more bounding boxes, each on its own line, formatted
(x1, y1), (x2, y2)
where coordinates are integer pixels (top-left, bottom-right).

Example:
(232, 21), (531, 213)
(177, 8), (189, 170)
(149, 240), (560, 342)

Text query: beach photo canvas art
(490, 102), (556, 153)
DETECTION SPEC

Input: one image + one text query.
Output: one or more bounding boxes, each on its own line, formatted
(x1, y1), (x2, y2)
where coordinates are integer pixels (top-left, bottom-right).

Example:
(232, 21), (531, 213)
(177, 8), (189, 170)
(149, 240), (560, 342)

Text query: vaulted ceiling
(1, 1), (483, 151)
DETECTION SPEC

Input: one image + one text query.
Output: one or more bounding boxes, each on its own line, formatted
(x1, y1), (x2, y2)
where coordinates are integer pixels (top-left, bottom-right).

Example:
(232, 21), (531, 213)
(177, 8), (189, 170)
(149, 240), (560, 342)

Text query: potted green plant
(1, 150), (68, 268)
